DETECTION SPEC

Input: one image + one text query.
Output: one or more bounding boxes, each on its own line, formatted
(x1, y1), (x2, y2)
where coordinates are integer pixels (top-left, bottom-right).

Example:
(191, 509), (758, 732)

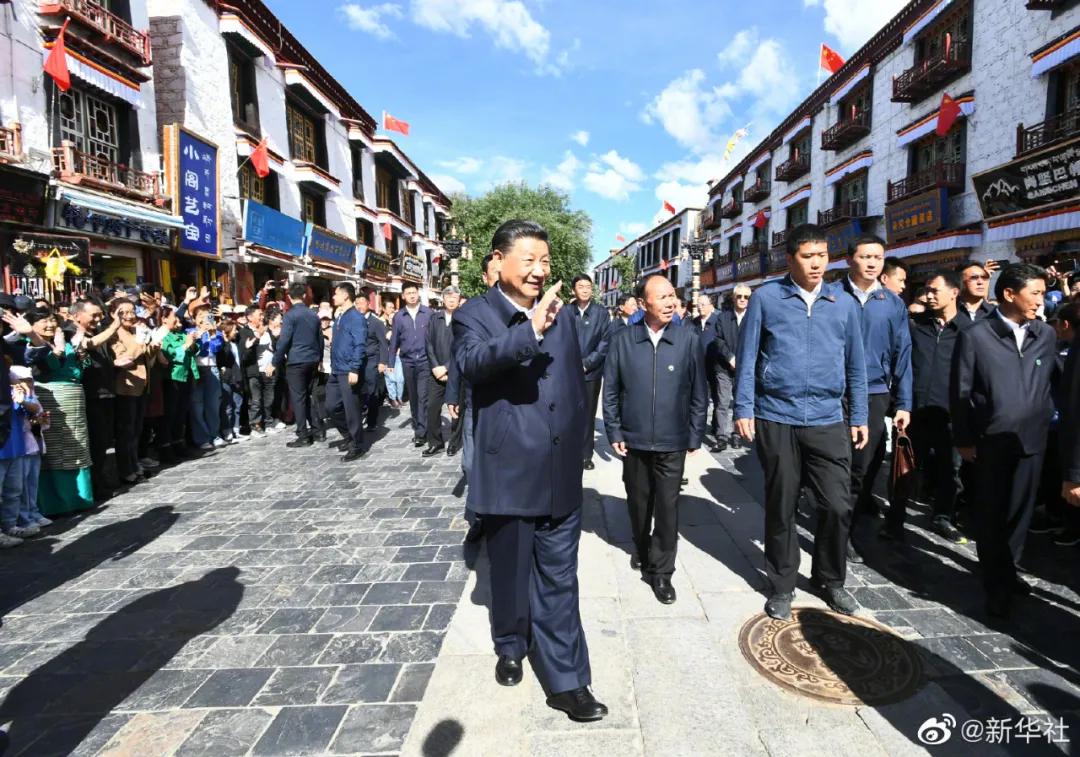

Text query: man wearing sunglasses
(714, 284), (752, 451)
(958, 261), (996, 323)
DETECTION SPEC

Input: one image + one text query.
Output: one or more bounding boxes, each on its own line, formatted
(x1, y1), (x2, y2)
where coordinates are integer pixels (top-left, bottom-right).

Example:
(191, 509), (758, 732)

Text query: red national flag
(250, 137), (270, 179)
(659, 258), (669, 271)
(820, 43), (845, 75)
(936, 92), (962, 136)
(615, 233), (626, 242)
(383, 111), (410, 136)
(753, 210), (769, 229)
(662, 200), (676, 214)
(43, 19), (72, 92)
(382, 222), (392, 240)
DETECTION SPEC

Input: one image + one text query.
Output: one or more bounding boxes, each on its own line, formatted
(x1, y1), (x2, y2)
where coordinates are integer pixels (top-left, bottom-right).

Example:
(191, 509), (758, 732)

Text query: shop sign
(0, 165), (47, 226)
(364, 250), (391, 278)
(164, 125), (220, 257)
(767, 248), (789, 273)
(305, 224), (355, 267)
(825, 220), (862, 258)
(9, 232), (93, 298)
(402, 255), (425, 281)
(886, 188), (948, 244)
(973, 136), (1080, 219)
(716, 260), (734, 283)
(57, 201), (171, 246)
(736, 253), (763, 279)
(242, 200), (305, 257)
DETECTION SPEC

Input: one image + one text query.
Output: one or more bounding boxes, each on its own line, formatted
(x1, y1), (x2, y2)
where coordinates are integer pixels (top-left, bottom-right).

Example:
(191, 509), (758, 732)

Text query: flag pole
(816, 45), (822, 88)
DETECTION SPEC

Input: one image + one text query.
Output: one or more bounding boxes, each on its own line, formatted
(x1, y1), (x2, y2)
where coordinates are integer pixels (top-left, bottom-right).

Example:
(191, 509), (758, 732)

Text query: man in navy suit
(570, 273), (610, 470)
(388, 281), (433, 447)
(325, 283), (368, 461)
(453, 219), (607, 722)
(692, 293), (722, 441)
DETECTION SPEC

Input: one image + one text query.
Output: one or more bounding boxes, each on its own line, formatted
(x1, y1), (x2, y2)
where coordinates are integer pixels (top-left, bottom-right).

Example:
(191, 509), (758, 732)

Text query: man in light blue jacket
(734, 224), (869, 621)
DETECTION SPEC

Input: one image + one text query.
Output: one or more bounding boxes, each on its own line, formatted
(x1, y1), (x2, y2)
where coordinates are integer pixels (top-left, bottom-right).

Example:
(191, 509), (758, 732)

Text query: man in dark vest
(453, 219), (606, 721)
(570, 274), (610, 470)
(388, 281), (433, 447)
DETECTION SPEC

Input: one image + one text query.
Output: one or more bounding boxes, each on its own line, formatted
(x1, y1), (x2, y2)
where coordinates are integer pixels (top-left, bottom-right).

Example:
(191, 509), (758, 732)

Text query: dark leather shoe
(413, 438), (426, 448)
(422, 444), (445, 457)
(817, 584), (858, 615)
(446, 445), (460, 456)
(987, 592), (1012, 619)
(495, 655), (522, 686)
(286, 437), (313, 448)
(583, 459), (595, 470)
(465, 522), (484, 544)
(651, 576), (676, 604)
(341, 449), (365, 462)
(765, 593), (793, 621)
(630, 553), (642, 571)
(314, 431), (327, 442)
(546, 687), (608, 722)
(846, 540), (865, 564)
(710, 439), (728, 453)
(1012, 576), (1033, 596)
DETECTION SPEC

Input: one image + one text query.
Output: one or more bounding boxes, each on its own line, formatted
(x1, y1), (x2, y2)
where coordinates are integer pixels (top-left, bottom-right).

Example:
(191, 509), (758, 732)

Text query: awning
(284, 69), (339, 117)
(888, 230), (983, 258)
(903, 0), (954, 45)
(897, 97), (975, 147)
(825, 151), (873, 187)
(779, 185), (811, 210)
(707, 192), (724, 207)
(986, 205), (1080, 242)
(747, 152), (771, 175)
(47, 43), (144, 109)
(1032, 26), (1080, 78)
(218, 14), (277, 63)
(723, 224), (743, 240)
(782, 117), (812, 145)
(723, 175), (743, 194)
(828, 66), (870, 106)
(55, 186), (185, 229)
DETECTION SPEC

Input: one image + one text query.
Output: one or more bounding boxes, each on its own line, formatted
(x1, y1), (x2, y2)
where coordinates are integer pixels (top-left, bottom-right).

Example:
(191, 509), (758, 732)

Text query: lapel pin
(668, 365), (675, 371)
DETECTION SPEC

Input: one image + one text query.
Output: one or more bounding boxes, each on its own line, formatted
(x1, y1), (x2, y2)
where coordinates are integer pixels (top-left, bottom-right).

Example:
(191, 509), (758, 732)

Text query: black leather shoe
(286, 437), (313, 448)
(314, 431), (327, 442)
(422, 444), (445, 457)
(341, 449), (365, 462)
(446, 445), (460, 456)
(987, 592), (1012, 619)
(546, 687), (608, 722)
(465, 522), (484, 544)
(846, 540), (865, 564)
(710, 439), (728, 453)
(413, 438), (426, 448)
(1012, 576), (1033, 596)
(765, 593), (793, 621)
(651, 576), (676, 604)
(495, 655), (522, 686)
(818, 585), (858, 615)
(583, 459), (595, 470)
(630, 554), (642, 570)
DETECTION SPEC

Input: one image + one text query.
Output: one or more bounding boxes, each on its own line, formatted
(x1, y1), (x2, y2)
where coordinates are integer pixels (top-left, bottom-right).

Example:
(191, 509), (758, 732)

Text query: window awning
(1031, 26), (1080, 78)
(779, 185), (811, 210)
(747, 152), (771, 174)
(722, 224), (743, 240)
(54, 186), (185, 229)
(986, 205), (1080, 242)
(46, 43), (144, 109)
(824, 151), (873, 187)
(903, 0), (955, 45)
(888, 229), (983, 258)
(782, 117), (812, 145)
(828, 66), (870, 107)
(897, 96), (975, 148)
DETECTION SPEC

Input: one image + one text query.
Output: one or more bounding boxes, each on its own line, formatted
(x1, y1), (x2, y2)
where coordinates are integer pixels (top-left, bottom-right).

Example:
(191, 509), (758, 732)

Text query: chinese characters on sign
(363, 250), (391, 278)
(973, 136), (1080, 219)
(166, 125), (219, 257)
(58, 203), (171, 246)
(304, 224), (356, 268)
(401, 255), (425, 281)
(0, 165), (47, 226)
(885, 188), (948, 244)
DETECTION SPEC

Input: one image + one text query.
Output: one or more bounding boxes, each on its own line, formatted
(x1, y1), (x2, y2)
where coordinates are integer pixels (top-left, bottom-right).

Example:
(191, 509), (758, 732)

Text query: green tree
(450, 182), (592, 298)
(612, 252), (638, 294)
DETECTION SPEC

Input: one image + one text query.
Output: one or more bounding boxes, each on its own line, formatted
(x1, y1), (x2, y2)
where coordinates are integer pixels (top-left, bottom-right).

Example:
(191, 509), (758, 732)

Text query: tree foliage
(449, 183), (592, 299)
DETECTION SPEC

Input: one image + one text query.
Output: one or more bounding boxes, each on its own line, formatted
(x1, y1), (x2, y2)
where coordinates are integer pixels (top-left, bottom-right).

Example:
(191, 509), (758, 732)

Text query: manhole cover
(738, 608), (924, 706)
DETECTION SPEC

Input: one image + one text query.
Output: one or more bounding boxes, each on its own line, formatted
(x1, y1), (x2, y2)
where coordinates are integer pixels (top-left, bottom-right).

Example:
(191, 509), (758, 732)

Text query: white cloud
(641, 69), (734, 154)
(622, 221), (647, 236)
(428, 173), (466, 195)
(570, 130), (590, 147)
(541, 151), (580, 192)
(411, 0), (553, 69)
(717, 28), (757, 67)
(437, 156), (483, 174)
(805, 0), (908, 50)
(340, 3), (403, 39)
(484, 156), (528, 186)
(583, 150), (644, 201)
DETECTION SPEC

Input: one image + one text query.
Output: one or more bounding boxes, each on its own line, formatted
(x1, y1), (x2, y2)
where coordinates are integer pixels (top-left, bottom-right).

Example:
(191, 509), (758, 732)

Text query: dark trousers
(974, 438), (1043, 599)
(247, 373), (274, 429)
(448, 407), (463, 451)
(485, 508), (591, 694)
(582, 380), (602, 462)
(86, 395), (117, 495)
(426, 375), (447, 446)
(849, 393), (892, 535)
(326, 372), (365, 452)
(716, 372), (734, 439)
(165, 380), (192, 450)
(401, 359), (429, 439)
(363, 362), (383, 429)
(312, 372), (329, 435)
(756, 419), (852, 594)
(888, 406), (961, 528)
(285, 362), (320, 439)
(706, 370), (720, 436)
(623, 449), (686, 576)
(114, 394), (145, 479)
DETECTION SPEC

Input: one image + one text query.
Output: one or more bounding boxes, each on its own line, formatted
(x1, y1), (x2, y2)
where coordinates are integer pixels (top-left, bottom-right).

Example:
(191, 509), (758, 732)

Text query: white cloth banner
(897, 101), (976, 148)
(903, 0), (954, 45)
(747, 152), (771, 174)
(66, 56), (144, 109)
(828, 66), (870, 106)
(782, 117), (812, 145)
(824, 154), (874, 187)
(722, 224), (743, 240)
(889, 232), (982, 258)
(1033, 36), (1080, 78)
(779, 186), (812, 210)
(986, 210), (1080, 242)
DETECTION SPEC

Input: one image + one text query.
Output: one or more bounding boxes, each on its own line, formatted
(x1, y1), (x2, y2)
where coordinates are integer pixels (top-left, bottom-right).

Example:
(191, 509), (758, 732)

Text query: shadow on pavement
(0, 566), (244, 756)
(420, 718), (464, 756)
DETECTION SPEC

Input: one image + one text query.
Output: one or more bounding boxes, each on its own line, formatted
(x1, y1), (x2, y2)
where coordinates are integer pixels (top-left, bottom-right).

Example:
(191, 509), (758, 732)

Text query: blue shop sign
(176, 129), (219, 256)
(305, 224), (356, 267)
(242, 200), (305, 256)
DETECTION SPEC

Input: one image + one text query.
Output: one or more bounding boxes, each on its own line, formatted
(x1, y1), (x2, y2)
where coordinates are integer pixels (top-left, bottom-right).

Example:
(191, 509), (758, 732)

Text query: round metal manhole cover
(738, 608), (924, 706)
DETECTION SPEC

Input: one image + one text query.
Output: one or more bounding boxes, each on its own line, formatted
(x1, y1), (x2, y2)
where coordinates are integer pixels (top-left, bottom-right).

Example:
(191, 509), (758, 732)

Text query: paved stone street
(0, 410), (1078, 756)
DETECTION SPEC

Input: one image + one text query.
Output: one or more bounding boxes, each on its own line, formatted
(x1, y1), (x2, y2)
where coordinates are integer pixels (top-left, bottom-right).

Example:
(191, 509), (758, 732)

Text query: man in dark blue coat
(273, 282), (325, 448)
(692, 293), (722, 442)
(714, 284), (750, 450)
(604, 275), (707, 604)
(388, 281), (433, 447)
(356, 288), (389, 432)
(570, 274), (610, 470)
(453, 219), (606, 722)
(325, 283), (368, 461)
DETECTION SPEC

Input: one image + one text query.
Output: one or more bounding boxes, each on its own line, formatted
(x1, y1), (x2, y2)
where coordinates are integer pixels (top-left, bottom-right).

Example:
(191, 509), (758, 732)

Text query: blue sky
(269, 0), (908, 265)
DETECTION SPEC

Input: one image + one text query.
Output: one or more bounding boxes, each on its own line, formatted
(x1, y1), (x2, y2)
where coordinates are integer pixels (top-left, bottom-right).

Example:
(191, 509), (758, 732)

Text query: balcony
(771, 229), (788, 249)
(735, 246), (765, 279)
(892, 41), (971, 104)
(887, 162), (965, 203)
(1017, 108), (1080, 156)
(740, 240), (767, 258)
(818, 200), (867, 227)
(0, 124), (22, 163)
(821, 109), (871, 151)
(719, 199), (740, 219)
(1026, 0), (1065, 8)
(767, 248), (789, 273)
(702, 205), (721, 230)
(40, 0), (152, 66)
(53, 141), (161, 202)
(775, 154), (810, 183)
(744, 177), (771, 203)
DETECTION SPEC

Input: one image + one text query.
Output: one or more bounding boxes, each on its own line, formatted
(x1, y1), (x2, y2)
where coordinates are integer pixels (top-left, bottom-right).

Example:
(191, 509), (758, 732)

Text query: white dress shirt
(847, 276), (881, 306)
(995, 309), (1029, 353)
(498, 285), (544, 342)
(646, 323), (666, 348)
(795, 281), (823, 316)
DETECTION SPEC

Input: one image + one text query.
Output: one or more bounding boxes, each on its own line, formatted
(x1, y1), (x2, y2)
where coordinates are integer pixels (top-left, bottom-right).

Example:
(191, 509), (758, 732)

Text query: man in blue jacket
(356, 288), (389, 432)
(325, 283), (368, 461)
(273, 282), (325, 448)
(734, 224), (869, 620)
(388, 281), (433, 447)
(453, 219), (606, 722)
(840, 235), (912, 562)
(570, 274), (610, 470)
(604, 274), (707, 604)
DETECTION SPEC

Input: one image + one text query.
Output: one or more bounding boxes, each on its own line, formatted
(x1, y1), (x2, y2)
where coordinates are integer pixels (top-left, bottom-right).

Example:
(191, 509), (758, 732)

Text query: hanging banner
(164, 125), (220, 257)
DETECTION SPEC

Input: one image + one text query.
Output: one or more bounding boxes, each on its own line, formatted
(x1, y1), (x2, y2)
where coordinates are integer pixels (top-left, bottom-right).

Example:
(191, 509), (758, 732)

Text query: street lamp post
(443, 222), (466, 290)
(681, 236), (710, 318)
